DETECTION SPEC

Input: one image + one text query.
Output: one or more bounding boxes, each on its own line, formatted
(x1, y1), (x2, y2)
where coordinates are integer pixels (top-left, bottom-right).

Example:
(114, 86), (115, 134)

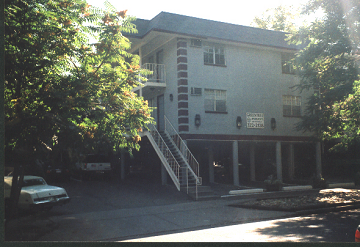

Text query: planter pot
(266, 184), (282, 192)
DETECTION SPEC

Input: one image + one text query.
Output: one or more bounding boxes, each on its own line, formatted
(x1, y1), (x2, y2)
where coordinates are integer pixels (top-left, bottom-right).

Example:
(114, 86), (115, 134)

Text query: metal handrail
(164, 116), (201, 185)
(147, 124), (180, 190)
(141, 63), (166, 83)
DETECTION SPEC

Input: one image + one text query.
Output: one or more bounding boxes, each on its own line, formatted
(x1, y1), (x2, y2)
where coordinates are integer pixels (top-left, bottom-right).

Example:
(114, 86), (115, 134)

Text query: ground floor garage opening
(120, 138), (163, 183)
(186, 139), (321, 187)
(122, 135), (321, 189)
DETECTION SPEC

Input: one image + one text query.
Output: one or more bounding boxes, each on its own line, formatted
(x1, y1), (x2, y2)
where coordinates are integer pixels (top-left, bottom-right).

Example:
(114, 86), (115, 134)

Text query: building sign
(246, 112), (264, 128)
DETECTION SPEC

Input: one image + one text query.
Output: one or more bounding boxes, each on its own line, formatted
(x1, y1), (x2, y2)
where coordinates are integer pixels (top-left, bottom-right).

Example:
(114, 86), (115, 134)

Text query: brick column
(177, 38), (189, 132)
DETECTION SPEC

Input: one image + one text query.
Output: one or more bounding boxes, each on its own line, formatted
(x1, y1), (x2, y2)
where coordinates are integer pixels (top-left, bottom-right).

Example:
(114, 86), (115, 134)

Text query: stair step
(180, 185), (218, 200)
(187, 186), (213, 192)
(187, 192), (219, 201)
(189, 191), (216, 196)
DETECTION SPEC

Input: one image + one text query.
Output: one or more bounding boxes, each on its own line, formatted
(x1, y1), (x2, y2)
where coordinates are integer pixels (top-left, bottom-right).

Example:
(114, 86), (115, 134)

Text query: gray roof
(129, 12), (299, 50)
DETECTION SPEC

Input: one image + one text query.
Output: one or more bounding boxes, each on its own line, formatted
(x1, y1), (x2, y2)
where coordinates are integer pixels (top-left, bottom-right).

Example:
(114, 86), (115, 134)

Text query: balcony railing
(141, 63), (165, 83)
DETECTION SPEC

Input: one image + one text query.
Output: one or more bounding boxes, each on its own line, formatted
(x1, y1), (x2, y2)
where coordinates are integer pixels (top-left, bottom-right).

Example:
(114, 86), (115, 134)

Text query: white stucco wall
(185, 38), (312, 137)
(140, 35), (312, 138)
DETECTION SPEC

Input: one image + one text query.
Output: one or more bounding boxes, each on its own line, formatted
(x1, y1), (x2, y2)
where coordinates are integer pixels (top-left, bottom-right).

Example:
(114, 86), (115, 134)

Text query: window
(191, 87), (202, 96)
(281, 53), (295, 74)
(22, 178), (47, 187)
(204, 45), (225, 66)
(283, 95), (301, 117)
(191, 39), (202, 47)
(205, 89), (227, 113)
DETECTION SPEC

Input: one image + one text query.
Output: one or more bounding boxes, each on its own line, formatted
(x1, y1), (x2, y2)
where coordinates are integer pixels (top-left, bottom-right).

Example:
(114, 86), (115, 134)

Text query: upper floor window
(205, 89), (227, 113)
(283, 95), (301, 117)
(204, 45), (225, 66)
(191, 39), (202, 47)
(281, 53), (295, 74)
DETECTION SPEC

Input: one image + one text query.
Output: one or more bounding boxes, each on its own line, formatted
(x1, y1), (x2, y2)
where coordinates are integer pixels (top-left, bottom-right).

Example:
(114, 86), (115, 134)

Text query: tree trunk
(7, 165), (24, 220)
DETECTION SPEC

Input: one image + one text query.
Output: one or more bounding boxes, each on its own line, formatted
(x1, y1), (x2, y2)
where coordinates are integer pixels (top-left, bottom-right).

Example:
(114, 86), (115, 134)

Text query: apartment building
(125, 12), (322, 190)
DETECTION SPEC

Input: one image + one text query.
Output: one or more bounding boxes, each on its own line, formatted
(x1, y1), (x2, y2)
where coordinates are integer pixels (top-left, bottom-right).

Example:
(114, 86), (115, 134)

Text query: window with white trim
(204, 45), (225, 66)
(283, 95), (301, 117)
(205, 89), (227, 113)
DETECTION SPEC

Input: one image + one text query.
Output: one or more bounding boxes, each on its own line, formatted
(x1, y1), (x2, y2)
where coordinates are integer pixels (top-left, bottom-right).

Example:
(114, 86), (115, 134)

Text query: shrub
(312, 176), (327, 189)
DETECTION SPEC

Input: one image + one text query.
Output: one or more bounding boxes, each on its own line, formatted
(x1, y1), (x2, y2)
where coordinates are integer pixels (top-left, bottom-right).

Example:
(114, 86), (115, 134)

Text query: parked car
(4, 175), (70, 211)
(45, 163), (71, 182)
(76, 154), (112, 180)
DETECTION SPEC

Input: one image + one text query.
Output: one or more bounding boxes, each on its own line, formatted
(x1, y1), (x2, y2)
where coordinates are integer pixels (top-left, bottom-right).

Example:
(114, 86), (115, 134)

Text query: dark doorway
(157, 94), (165, 131)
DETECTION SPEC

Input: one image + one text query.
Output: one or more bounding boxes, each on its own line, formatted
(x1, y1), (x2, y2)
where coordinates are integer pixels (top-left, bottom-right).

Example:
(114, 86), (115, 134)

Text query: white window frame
(283, 95), (301, 117)
(204, 89), (227, 113)
(204, 44), (225, 66)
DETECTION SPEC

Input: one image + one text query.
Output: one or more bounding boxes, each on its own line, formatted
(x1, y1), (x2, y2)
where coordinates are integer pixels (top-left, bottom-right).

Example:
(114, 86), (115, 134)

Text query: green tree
(5, 0), (153, 219)
(251, 5), (300, 32)
(289, 0), (360, 151)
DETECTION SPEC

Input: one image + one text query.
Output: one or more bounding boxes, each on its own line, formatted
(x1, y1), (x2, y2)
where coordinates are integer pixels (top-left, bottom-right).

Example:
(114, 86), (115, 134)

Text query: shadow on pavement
(253, 209), (360, 242)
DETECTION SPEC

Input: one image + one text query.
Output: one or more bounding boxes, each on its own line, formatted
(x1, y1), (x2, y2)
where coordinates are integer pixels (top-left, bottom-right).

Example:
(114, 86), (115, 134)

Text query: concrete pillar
(120, 149), (125, 180)
(316, 142), (322, 179)
(288, 144), (295, 180)
(208, 147), (214, 184)
(233, 141), (240, 186)
(276, 141), (282, 182)
(250, 142), (256, 181)
(161, 163), (167, 185)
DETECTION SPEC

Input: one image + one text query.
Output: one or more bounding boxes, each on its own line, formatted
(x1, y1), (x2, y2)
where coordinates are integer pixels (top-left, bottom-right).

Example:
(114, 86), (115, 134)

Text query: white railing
(164, 116), (201, 185)
(141, 63), (166, 83)
(146, 124), (180, 190)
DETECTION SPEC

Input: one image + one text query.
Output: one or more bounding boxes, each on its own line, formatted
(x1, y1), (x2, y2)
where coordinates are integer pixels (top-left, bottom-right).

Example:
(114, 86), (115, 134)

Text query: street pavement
(37, 197), (292, 241)
(124, 209), (360, 242)
(4, 176), (360, 242)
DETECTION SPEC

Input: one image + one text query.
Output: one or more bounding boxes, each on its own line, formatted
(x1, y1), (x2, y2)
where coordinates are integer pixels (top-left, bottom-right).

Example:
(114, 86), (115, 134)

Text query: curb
(293, 203), (360, 216)
(229, 201), (360, 213)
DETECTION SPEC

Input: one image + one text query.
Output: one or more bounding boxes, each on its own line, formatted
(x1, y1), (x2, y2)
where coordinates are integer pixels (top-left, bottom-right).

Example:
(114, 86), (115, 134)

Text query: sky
(86, 0), (311, 27)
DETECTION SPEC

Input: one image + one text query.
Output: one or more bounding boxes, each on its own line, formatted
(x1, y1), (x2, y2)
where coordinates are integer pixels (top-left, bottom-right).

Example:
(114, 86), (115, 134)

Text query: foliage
(264, 175), (283, 185)
(5, 0), (153, 164)
(5, 0), (153, 219)
(288, 0), (360, 151)
(251, 5), (300, 32)
(311, 176), (327, 189)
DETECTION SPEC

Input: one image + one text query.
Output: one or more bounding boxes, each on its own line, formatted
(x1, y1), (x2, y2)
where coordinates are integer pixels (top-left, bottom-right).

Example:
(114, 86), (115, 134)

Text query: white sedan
(4, 175), (70, 211)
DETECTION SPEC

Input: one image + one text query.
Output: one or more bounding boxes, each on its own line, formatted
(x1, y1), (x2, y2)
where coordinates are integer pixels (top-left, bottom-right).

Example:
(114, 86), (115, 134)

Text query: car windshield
(22, 178), (46, 187)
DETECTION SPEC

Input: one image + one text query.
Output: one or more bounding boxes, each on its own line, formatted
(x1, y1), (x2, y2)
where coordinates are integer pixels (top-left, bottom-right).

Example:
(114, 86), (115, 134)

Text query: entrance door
(156, 50), (164, 82)
(156, 50), (163, 64)
(157, 94), (165, 131)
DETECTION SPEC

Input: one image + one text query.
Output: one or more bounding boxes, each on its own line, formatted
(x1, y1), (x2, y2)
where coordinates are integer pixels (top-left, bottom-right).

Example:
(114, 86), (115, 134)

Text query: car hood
(22, 185), (67, 198)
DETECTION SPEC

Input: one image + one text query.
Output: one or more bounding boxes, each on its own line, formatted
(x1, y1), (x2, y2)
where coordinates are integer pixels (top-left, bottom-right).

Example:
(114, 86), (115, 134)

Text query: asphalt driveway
(48, 174), (191, 215)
